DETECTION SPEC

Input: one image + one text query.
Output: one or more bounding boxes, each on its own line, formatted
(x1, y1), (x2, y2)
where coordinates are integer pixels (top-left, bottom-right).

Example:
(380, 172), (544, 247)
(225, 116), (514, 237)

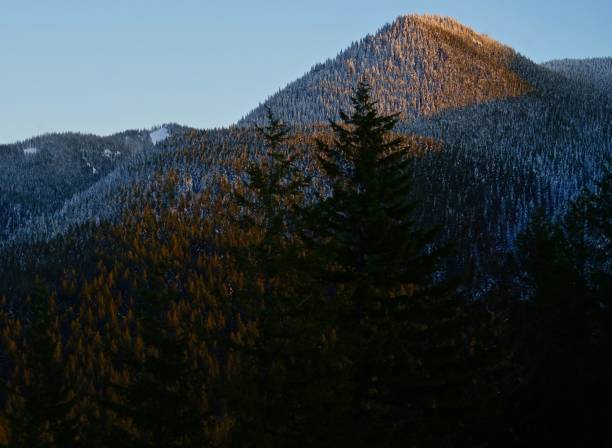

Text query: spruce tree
(233, 107), (308, 277)
(304, 82), (485, 447)
(228, 110), (341, 447)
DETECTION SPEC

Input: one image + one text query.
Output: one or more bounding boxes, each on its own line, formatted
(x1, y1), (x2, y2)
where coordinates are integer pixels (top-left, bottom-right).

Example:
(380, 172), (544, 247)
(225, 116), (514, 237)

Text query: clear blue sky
(1, 0), (610, 144)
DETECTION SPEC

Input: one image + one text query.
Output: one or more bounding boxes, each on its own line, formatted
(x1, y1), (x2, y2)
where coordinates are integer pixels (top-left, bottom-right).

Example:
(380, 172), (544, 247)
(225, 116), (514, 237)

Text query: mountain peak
(399, 14), (482, 32)
(240, 15), (531, 126)
(391, 14), (502, 49)
(394, 13), (475, 31)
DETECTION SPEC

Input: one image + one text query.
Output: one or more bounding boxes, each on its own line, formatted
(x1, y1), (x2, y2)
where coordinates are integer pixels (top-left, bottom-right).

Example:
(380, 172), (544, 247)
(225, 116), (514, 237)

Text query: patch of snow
(23, 147), (38, 155)
(103, 148), (122, 158)
(150, 127), (170, 145)
(81, 152), (98, 175)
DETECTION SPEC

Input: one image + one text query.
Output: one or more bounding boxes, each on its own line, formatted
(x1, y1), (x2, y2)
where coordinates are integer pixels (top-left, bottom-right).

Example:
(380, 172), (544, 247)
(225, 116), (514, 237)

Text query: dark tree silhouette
(304, 82), (488, 447)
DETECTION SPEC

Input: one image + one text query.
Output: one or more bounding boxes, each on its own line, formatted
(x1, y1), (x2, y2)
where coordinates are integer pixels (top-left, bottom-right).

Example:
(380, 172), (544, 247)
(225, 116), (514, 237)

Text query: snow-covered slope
(23, 147), (38, 155)
(150, 127), (170, 145)
(236, 15), (611, 265)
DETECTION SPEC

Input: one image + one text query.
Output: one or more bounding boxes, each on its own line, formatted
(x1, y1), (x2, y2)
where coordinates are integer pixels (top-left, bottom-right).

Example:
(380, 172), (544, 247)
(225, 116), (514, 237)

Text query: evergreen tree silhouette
(516, 162), (612, 446)
(229, 110), (343, 447)
(304, 82), (486, 447)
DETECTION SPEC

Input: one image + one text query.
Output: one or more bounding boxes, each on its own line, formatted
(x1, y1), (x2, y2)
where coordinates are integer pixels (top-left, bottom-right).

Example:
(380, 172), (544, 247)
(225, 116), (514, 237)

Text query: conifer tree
(304, 82), (486, 446)
(573, 160), (611, 301)
(234, 107), (308, 276)
(228, 110), (342, 447)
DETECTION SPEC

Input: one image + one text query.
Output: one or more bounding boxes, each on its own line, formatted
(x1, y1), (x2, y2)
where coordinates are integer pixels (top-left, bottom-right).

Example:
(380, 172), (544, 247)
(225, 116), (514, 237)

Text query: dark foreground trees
(109, 289), (215, 448)
(228, 83), (499, 447)
(515, 162), (612, 447)
(227, 109), (340, 447)
(300, 82), (496, 447)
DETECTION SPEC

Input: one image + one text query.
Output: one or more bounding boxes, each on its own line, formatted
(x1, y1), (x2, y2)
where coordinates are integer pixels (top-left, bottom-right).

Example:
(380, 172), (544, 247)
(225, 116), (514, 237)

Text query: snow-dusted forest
(1, 15), (610, 277)
(1, 13), (611, 447)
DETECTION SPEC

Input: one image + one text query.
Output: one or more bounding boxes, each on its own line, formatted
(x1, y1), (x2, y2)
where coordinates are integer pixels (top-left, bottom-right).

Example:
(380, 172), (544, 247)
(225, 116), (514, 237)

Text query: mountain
(240, 15), (611, 270)
(543, 57), (612, 96)
(0, 124), (190, 245)
(240, 15), (531, 126)
(1, 14), (610, 278)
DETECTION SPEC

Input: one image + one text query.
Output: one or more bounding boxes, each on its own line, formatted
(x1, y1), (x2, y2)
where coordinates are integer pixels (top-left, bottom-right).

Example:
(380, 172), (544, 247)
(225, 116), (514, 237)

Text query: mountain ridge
(1, 15), (610, 274)
(239, 14), (533, 126)
(543, 57), (612, 96)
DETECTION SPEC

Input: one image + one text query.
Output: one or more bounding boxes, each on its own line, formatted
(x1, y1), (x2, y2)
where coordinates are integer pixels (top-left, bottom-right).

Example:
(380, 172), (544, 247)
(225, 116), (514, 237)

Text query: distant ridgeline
(0, 125), (192, 246)
(543, 57), (612, 97)
(1, 14), (611, 276)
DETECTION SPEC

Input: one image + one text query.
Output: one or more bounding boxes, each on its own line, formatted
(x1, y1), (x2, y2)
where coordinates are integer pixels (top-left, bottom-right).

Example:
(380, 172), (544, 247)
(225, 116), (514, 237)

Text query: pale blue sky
(1, 0), (610, 143)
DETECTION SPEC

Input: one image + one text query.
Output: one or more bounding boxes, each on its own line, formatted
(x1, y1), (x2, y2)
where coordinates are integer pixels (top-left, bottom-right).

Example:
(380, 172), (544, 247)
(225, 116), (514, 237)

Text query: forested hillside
(0, 125), (189, 247)
(1, 84), (609, 447)
(544, 57), (612, 96)
(240, 15), (532, 126)
(1, 16), (610, 282)
(1, 8), (611, 446)
(239, 15), (612, 270)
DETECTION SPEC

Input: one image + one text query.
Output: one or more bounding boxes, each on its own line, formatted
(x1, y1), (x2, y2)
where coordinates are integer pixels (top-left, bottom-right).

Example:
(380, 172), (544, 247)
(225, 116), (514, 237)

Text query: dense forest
(544, 57), (612, 97)
(0, 125), (192, 246)
(0, 83), (610, 446)
(1, 16), (610, 280)
(0, 13), (610, 447)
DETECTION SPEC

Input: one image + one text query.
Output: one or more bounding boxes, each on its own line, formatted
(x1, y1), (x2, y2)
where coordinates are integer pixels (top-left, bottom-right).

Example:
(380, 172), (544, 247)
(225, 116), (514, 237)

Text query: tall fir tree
(304, 82), (489, 447)
(233, 107), (309, 284)
(228, 110), (343, 447)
